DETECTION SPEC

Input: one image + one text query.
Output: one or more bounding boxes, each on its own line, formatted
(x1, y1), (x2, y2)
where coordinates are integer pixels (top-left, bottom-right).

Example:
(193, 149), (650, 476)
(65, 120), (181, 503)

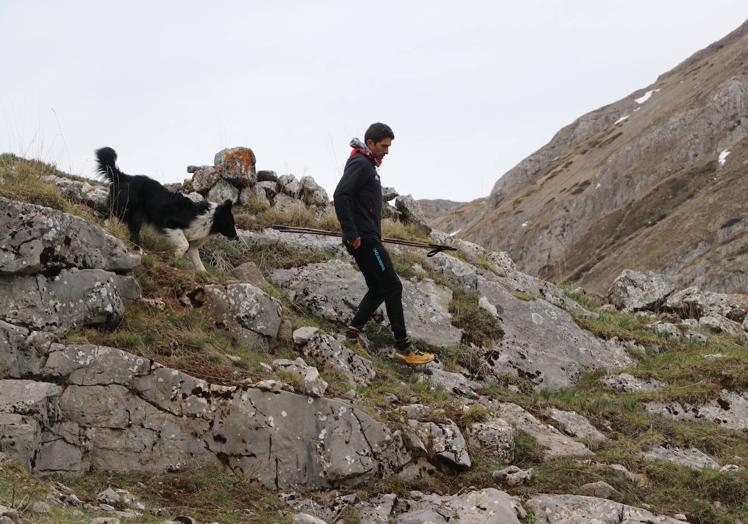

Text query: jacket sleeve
(333, 158), (366, 242)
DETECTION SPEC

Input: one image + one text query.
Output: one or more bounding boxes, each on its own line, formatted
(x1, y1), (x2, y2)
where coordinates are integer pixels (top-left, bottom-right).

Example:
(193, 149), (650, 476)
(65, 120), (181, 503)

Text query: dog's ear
(222, 199), (233, 209)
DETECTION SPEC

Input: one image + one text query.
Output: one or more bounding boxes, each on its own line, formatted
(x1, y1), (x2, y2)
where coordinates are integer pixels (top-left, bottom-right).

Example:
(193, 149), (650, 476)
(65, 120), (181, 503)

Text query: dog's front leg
(185, 246), (207, 272)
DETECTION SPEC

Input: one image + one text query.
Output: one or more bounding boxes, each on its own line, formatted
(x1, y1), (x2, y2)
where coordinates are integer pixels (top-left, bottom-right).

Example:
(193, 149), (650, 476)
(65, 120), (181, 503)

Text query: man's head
(364, 122), (394, 161)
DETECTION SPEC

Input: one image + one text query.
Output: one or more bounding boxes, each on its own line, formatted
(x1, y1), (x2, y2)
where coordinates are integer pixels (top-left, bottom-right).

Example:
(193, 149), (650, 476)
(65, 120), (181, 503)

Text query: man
(333, 123), (434, 365)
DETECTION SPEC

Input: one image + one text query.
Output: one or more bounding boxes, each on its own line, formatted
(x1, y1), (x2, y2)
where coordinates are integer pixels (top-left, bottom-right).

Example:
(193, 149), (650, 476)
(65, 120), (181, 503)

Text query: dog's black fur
(95, 147), (238, 268)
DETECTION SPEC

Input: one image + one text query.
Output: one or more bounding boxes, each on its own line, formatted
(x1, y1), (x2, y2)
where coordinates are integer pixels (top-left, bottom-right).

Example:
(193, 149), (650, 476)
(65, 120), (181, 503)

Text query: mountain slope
(435, 20), (748, 295)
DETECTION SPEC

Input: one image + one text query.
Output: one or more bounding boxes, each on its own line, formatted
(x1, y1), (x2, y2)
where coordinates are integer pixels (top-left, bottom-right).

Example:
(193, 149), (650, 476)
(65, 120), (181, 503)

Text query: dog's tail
(95, 147), (120, 182)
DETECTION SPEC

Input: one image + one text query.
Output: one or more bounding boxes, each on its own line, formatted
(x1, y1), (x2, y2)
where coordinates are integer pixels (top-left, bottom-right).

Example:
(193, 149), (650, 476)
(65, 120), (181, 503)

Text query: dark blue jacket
(333, 153), (382, 242)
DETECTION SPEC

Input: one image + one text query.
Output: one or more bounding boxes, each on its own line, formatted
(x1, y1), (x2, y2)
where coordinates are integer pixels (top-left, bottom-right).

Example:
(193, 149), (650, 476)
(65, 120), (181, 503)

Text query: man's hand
(348, 237), (362, 250)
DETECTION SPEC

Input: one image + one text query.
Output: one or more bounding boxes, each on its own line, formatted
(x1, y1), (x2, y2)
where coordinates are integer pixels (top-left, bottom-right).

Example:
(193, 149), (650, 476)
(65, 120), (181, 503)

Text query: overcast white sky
(2, 1), (746, 201)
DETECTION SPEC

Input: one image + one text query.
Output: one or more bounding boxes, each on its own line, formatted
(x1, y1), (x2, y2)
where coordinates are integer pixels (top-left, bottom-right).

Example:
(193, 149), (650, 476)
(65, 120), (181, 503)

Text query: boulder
(0, 197), (140, 274)
(546, 408), (606, 441)
(652, 321), (682, 338)
(202, 283), (283, 350)
(206, 179), (239, 204)
(603, 373), (666, 393)
(231, 261), (270, 288)
(392, 489), (525, 524)
(416, 367), (477, 398)
(489, 402), (592, 458)
(301, 333), (376, 387)
(214, 147), (257, 187)
(42, 174), (109, 212)
(190, 166), (220, 193)
(493, 465), (533, 486)
(1, 269), (124, 332)
(272, 358), (328, 397)
(394, 195), (431, 233)
(607, 270), (674, 311)
(645, 391), (748, 431)
(699, 315), (744, 336)
(642, 445), (719, 470)
(278, 174), (302, 197)
(665, 287), (748, 323)
(407, 419), (471, 469)
(466, 417), (514, 462)
(478, 280), (633, 390)
(527, 494), (689, 523)
(300, 176), (329, 207)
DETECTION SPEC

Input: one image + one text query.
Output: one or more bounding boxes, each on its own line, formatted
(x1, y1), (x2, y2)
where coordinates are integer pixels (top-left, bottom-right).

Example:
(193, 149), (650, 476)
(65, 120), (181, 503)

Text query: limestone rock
(547, 408), (606, 441)
(395, 195), (431, 233)
(528, 494), (689, 523)
(642, 445), (720, 470)
(1, 269), (124, 332)
(699, 315), (744, 336)
(214, 147), (257, 188)
(189, 166), (220, 193)
(231, 261), (270, 288)
(202, 283), (282, 350)
(273, 358), (328, 397)
(490, 402), (592, 458)
(1, 343), (410, 488)
(652, 321), (682, 338)
(302, 333), (375, 387)
(0, 197), (140, 274)
(42, 174), (109, 211)
(300, 176), (329, 207)
(665, 287), (748, 323)
(580, 481), (620, 499)
(608, 270), (675, 311)
(407, 418), (471, 469)
(394, 489), (525, 524)
(206, 179), (239, 204)
(492, 465), (532, 486)
(479, 280), (633, 390)
(467, 418), (514, 462)
(603, 373), (666, 393)
(292, 326), (320, 346)
(257, 170), (278, 182)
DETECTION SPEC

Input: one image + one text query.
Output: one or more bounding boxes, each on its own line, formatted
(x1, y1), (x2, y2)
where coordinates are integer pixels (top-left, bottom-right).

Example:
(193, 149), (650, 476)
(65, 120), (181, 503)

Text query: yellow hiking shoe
(394, 350), (435, 366)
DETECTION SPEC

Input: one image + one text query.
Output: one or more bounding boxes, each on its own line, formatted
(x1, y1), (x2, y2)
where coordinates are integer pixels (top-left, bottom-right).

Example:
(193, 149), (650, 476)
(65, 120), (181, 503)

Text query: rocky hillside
(1, 152), (747, 523)
(434, 20), (748, 296)
(415, 199), (465, 223)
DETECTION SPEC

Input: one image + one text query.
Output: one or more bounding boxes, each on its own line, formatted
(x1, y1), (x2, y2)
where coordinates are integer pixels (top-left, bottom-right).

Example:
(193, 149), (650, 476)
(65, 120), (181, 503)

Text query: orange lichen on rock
(222, 148), (256, 175)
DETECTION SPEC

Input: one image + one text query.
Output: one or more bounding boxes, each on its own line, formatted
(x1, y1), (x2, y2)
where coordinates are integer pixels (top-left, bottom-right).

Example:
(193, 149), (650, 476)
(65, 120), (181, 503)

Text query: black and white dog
(95, 146), (238, 272)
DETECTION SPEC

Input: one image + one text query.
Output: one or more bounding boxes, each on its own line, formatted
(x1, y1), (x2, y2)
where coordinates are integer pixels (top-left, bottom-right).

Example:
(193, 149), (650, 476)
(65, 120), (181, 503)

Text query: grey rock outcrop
(466, 417), (514, 462)
(642, 445), (720, 470)
(394, 195), (431, 233)
(665, 287), (748, 323)
(0, 343), (410, 488)
(478, 280), (633, 390)
(608, 270), (675, 311)
(489, 402), (592, 458)
(407, 418), (471, 469)
(645, 390), (748, 431)
(42, 174), (109, 212)
(394, 489), (525, 524)
(603, 373), (666, 393)
(547, 408), (606, 441)
(202, 283), (283, 350)
(528, 494), (689, 523)
(1, 269), (124, 332)
(0, 197), (140, 274)
(214, 147), (257, 187)
(300, 333), (376, 387)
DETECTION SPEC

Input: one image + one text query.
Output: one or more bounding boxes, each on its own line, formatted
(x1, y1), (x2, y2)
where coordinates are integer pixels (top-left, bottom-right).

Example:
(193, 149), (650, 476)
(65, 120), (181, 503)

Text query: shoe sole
(393, 353), (435, 366)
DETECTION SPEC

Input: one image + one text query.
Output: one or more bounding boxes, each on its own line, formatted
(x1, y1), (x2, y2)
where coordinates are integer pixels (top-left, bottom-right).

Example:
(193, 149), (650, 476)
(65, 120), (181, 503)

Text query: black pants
(347, 239), (407, 341)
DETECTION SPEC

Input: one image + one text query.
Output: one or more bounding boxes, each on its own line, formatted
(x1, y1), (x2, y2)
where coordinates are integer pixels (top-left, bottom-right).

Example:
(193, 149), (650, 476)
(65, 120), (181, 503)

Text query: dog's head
(211, 199), (239, 240)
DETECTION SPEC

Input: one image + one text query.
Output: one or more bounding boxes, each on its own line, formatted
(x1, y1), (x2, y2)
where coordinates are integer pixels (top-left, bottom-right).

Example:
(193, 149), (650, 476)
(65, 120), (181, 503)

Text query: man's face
(366, 137), (392, 161)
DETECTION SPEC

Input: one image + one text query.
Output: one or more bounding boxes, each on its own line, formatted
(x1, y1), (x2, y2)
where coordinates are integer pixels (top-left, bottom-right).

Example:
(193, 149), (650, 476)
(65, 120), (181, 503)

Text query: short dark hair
(364, 122), (394, 144)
